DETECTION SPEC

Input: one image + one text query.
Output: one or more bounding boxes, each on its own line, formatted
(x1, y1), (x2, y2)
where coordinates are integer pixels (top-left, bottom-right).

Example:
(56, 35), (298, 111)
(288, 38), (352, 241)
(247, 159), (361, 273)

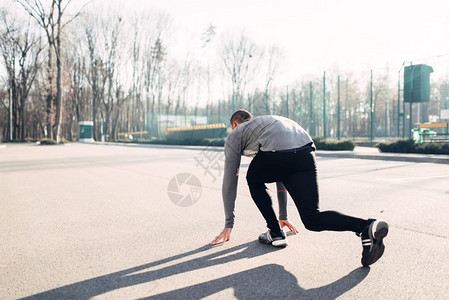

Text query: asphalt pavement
(1, 142), (448, 299)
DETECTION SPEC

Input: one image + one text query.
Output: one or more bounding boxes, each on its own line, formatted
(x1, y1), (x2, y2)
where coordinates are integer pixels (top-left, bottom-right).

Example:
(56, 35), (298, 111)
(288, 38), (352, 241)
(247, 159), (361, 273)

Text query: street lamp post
(323, 71), (326, 139)
(9, 85), (13, 141)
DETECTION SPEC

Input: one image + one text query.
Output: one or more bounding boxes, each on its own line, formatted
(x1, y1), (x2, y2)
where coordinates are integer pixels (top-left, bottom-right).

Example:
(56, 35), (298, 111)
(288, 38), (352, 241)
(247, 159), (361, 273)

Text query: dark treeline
(1, 0), (449, 142)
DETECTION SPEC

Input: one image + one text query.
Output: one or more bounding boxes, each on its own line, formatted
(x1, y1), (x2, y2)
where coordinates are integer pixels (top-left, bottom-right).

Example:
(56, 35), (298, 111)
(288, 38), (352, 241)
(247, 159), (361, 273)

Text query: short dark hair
(230, 109), (253, 125)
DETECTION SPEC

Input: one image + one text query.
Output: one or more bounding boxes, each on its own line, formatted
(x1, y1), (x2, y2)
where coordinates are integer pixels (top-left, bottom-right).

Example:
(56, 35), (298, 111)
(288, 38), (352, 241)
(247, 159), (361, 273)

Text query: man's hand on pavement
(210, 227), (232, 245)
(279, 219), (298, 234)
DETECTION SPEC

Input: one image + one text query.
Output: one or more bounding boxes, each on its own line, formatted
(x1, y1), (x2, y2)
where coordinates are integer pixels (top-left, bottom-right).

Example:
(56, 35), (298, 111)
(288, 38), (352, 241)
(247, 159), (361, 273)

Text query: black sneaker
(358, 219), (389, 267)
(258, 229), (288, 247)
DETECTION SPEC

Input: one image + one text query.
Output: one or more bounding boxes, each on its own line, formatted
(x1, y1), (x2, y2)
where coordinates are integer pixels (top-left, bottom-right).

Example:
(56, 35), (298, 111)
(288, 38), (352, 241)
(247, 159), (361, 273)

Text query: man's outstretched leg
(281, 152), (389, 267)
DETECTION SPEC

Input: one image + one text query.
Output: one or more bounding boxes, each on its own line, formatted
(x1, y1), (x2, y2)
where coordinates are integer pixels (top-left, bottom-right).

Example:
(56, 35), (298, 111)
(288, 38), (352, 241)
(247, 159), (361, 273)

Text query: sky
(110, 0), (449, 82)
(3, 0), (449, 84)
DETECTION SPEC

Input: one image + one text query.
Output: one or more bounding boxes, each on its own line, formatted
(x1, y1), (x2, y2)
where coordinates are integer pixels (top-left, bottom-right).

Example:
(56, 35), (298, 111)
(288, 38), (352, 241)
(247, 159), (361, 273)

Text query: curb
(315, 150), (449, 164)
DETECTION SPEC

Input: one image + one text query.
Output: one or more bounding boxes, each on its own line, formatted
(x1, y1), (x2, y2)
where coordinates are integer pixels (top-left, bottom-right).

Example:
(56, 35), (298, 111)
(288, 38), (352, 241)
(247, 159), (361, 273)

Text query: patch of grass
(313, 137), (356, 151)
(377, 139), (449, 154)
(201, 138), (226, 146)
(377, 139), (415, 153)
(38, 138), (57, 145)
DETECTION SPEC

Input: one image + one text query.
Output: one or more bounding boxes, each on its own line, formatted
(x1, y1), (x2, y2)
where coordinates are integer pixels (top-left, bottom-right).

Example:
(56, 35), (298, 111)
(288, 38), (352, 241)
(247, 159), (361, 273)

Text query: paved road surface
(1, 143), (448, 299)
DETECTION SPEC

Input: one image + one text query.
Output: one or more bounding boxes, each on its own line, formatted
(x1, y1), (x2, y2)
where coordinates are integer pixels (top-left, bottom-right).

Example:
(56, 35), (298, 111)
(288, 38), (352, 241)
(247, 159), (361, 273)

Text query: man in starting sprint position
(210, 109), (389, 267)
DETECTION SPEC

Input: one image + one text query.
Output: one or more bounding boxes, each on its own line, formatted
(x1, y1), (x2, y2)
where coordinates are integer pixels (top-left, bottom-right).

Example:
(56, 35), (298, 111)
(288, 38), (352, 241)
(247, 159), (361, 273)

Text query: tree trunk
(46, 46), (54, 140)
(54, 4), (63, 143)
(19, 93), (26, 140)
(54, 51), (62, 142)
(91, 95), (96, 140)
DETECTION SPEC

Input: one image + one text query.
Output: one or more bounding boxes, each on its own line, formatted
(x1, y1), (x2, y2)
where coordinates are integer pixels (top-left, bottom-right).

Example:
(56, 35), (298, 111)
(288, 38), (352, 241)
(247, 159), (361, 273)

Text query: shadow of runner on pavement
(21, 241), (369, 299)
(142, 265), (370, 300)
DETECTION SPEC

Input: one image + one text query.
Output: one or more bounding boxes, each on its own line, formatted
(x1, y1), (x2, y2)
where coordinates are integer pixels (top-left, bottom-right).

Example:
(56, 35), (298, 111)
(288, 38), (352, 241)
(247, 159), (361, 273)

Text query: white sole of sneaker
(272, 239), (288, 247)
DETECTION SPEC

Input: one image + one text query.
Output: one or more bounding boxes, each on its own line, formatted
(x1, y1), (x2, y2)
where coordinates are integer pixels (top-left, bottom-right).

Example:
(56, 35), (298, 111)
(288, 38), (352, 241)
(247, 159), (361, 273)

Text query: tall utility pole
(9, 86), (13, 141)
(385, 105), (388, 139)
(218, 100), (221, 124)
(345, 79), (349, 138)
(370, 70), (374, 142)
(409, 92), (413, 139)
(323, 71), (326, 138)
(397, 61), (406, 138)
(309, 82), (314, 136)
(337, 75), (341, 140)
(397, 69), (401, 138)
(403, 93), (406, 139)
(402, 63), (410, 139)
(286, 86), (289, 118)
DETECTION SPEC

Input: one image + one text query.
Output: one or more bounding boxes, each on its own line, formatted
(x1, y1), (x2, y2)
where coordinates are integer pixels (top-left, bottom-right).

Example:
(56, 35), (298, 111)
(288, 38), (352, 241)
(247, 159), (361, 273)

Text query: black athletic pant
(246, 145), (367, 236)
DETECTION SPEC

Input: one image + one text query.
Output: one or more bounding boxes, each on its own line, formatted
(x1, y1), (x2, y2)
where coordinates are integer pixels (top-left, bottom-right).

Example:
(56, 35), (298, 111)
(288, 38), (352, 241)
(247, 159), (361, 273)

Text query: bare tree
(0, 10), (43, 140)
(16, 0), (86, 142)
(143, 37), (167, 135)
(65, 33), (90, 140)
(0, 12), (19, 140)
(220, 34), (260, 113)
(261, 45), (281, 115)
(164, 62), (181, 118)
(84, 21), (104, 140)
(82, 12), (124, 141)
(129, 14), (145, 133)
(173, 58), (194, 127)
(126, 12), (170, 136)
(101, 16), (122, 141)
(371, 70), (394, 138)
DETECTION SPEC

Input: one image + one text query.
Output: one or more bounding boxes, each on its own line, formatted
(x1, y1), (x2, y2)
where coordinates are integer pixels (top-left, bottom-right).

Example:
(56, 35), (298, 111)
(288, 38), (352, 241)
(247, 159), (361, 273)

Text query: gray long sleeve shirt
(222, 115), (314, 228)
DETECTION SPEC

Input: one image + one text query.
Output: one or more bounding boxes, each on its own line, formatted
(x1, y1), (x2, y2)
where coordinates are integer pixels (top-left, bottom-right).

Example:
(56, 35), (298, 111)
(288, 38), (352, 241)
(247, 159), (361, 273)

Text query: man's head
(230, 109), (253, 129)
